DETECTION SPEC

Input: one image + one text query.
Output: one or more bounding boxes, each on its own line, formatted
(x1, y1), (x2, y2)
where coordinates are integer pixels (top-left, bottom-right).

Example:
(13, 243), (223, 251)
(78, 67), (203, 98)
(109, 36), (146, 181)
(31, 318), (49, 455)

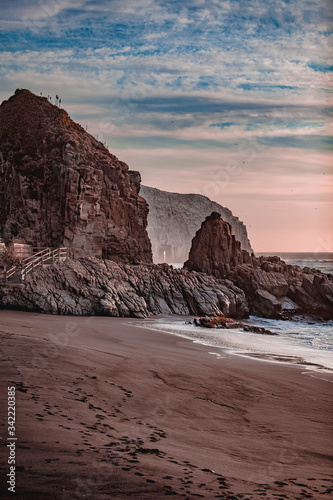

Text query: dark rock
(194, 313), (244, 328)
(254, 289), (282, 319)
(242, 326), (277, 336)
(0, 257), (249, 318)
(185, 212), (333, 319)
(194, 313), (276, 335)
(0, 89), (152, 263)
(184, 212), (246, 276)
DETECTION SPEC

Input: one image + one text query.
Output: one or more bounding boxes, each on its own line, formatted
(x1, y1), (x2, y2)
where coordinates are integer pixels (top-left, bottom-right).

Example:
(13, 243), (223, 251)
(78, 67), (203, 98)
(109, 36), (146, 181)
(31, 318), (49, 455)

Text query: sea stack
(0, 89), (152, 263)
(184, 211), (253, 276)
(185, 212), (333, 319)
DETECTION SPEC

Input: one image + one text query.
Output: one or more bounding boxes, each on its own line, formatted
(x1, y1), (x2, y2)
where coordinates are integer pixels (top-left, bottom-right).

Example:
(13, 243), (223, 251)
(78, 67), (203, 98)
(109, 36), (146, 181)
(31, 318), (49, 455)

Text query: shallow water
(158, 254), (333, 370)
(131, 315), (333, 371)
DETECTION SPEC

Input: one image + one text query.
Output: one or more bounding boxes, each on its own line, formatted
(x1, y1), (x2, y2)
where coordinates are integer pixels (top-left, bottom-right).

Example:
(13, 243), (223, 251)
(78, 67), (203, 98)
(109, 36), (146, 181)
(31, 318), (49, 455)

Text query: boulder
(254, 289), (282, 319)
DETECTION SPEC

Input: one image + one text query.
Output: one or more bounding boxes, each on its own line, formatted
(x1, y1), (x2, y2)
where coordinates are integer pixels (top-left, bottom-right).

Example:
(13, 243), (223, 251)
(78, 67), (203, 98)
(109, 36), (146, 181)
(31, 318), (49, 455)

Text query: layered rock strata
(140, 185), (253, 263)
(0, 89), (152, 263)
(0, 257), (249, 318)
(185, 213), (333, 319)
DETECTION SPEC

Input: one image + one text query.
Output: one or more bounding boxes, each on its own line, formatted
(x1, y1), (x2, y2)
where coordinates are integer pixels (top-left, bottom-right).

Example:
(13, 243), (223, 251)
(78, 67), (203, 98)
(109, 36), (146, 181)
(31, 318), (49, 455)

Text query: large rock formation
(0, 257), (249, 318)
(185, 213), (333, 319)
(183, 212), (252, 276)
(140, 185), (252, 263)
(0, 89), (152, 263)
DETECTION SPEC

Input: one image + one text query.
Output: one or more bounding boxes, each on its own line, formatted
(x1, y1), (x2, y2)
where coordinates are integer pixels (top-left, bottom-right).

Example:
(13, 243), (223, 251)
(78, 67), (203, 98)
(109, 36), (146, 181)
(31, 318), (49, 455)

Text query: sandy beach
(0, 310), (332, 499)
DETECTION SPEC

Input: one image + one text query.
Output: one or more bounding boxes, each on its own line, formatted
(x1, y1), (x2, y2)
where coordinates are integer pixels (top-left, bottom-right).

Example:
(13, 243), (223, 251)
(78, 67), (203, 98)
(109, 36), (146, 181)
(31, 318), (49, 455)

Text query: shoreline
(0, 310), (332, 499)
(128, 315), (333, 372)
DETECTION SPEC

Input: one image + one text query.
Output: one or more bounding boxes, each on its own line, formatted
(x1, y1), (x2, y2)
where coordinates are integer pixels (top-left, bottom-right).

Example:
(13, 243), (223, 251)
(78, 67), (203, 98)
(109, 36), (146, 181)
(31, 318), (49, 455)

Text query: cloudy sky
(0, 0), (332, 252)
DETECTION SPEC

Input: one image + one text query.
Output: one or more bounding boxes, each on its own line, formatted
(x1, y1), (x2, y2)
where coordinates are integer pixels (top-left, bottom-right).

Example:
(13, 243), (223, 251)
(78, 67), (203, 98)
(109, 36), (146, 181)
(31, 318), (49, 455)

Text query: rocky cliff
(185, 213), (333, 319)
(0, 89), (152, 263)
(140, 185), (253, 263)
(0, 257), (248, 318)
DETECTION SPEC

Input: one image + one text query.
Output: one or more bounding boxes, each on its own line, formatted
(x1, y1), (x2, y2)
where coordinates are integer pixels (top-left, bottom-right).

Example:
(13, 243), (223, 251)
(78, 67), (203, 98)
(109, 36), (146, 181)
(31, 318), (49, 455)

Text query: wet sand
(0, 310), (332, 499)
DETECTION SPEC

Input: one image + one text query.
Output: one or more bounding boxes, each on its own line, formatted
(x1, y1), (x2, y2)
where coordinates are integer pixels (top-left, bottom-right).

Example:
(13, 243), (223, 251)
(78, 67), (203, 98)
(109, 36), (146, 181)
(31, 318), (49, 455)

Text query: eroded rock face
(183, 211), (252, 276)
(185, 212), (333, 319)
(0, 257), (249, 318)
(0, 89), (152, 263)
(140, 185), (253, 263)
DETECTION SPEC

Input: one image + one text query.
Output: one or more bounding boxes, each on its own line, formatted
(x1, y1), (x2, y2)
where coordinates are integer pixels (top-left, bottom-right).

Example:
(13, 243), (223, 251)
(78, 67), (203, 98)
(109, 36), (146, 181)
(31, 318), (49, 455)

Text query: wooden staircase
(2, 247), (70, 284)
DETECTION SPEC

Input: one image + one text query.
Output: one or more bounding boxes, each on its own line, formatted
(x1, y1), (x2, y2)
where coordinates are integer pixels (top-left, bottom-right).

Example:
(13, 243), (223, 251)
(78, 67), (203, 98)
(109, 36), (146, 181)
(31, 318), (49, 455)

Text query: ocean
(172, 252), (333, 275)
(259, 252), (333, 275)
(142, 253), (333, 371)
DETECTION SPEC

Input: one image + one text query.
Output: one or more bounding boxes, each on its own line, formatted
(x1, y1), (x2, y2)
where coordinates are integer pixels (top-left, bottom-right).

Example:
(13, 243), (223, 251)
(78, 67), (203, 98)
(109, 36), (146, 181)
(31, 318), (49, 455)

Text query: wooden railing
(5, 265), (17, 280)
(3, 247), (70, 283)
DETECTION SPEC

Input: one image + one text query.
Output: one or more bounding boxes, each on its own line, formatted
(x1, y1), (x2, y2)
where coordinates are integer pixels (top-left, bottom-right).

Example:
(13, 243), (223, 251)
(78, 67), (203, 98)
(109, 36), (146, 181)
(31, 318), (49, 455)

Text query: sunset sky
(0, 0), (332, 252)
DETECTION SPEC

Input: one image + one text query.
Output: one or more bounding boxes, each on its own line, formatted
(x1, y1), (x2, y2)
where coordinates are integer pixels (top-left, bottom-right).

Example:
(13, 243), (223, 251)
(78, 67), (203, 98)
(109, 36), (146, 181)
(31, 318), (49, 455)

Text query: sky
(0, 0), (332, 252)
